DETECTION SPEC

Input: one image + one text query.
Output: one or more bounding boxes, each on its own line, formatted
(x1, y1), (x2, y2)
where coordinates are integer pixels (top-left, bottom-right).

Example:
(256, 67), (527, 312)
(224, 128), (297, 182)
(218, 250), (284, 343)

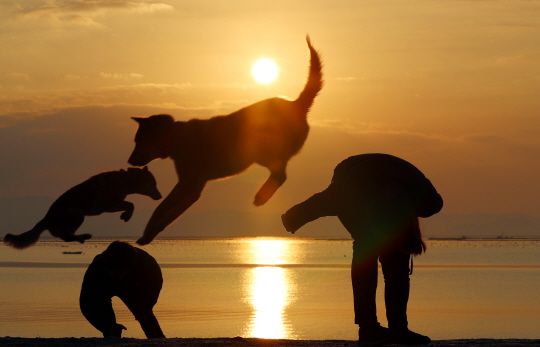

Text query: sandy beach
(1, 337), (539, 347)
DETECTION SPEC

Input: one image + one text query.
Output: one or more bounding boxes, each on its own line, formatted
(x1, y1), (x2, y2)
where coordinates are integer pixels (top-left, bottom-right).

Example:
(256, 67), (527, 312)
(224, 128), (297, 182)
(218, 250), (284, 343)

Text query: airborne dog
(129, 36), (323, 245)
(3, 167), (162, 249)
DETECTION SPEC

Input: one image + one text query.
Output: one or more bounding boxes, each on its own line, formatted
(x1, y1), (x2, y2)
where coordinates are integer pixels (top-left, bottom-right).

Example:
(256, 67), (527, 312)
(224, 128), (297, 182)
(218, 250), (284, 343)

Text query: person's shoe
(393, 329), (431, 345)
(358, 325), (396, 347)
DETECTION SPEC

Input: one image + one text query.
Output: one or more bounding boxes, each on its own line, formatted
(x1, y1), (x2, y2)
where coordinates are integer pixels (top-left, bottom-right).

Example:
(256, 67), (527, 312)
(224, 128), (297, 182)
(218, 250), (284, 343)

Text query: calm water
(1, 238), (539, 340)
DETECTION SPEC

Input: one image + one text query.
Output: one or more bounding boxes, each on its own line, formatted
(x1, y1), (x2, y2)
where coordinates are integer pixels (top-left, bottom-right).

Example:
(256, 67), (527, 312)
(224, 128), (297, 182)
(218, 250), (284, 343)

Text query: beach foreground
(1, 337), (538, 347)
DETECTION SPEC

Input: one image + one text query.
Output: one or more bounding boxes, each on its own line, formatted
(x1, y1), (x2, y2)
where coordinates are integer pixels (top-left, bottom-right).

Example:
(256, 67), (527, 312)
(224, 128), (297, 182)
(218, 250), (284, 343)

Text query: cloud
(6, 72), (31, 81)
(100, 72), (144, 80)
(311, 118), (448, 142)
(0, 81), (263, 118)
(20, 1), (173, 25)
(0, 82), (195, 116)
(494, 54), (540, 66)
(64, 74), (84, 80)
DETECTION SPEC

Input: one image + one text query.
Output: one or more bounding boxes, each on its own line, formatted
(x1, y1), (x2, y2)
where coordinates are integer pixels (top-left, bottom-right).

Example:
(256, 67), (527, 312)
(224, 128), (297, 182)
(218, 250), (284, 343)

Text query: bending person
(80, 241), (165, 338)
(281, 153), (443, 346)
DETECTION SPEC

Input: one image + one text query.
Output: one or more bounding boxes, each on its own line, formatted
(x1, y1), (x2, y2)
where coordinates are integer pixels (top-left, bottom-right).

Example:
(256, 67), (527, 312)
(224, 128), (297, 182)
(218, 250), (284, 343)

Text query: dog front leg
(104, 201), (135, 222)
(137, 180), (206, 245)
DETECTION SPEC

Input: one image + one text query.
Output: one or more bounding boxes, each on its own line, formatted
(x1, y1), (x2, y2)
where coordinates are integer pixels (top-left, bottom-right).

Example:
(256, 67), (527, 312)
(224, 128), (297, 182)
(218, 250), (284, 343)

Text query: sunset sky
(1, 0), (540, 237)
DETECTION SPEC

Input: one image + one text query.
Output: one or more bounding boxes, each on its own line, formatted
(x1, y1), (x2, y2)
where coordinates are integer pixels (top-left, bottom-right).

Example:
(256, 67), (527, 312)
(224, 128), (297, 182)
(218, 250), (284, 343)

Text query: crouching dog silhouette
(80, 241), (165, 339)
(3, 167), (162, 249)
(281, 154), (443, 346)
(128, 36), (323, 245)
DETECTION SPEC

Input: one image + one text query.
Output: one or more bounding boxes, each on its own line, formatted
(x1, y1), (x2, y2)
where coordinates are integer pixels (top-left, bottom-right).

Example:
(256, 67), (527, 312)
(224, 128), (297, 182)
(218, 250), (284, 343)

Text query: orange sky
(1, 0), (539, 223)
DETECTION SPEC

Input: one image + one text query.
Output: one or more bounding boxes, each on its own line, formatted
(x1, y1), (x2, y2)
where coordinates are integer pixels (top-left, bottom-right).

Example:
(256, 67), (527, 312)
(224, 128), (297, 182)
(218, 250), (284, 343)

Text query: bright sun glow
(252, 58), (278, 84)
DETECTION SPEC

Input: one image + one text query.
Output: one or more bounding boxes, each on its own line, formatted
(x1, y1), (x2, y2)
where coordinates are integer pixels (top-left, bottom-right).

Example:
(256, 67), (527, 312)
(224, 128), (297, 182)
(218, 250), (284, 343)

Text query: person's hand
(136, 235), (153, 245)
(281, 214), (296, 234)
(105, 323), (127, 338)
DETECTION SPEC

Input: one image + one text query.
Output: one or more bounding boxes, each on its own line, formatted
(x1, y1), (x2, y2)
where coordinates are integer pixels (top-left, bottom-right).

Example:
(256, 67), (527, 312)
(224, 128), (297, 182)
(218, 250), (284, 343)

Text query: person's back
(331, 154), (442, 218)
(80, 241), (165, 339)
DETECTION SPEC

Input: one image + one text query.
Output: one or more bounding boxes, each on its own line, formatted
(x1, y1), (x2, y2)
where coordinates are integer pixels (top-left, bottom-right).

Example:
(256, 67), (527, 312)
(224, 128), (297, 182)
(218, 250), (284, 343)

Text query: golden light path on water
(243, 239), (295, 339)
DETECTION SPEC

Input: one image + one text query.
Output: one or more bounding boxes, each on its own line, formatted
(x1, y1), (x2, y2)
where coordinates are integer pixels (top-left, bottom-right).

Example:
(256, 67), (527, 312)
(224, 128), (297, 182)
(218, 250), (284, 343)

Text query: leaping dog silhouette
(128, 36), (323, 245)
(3, 167), (162, 249)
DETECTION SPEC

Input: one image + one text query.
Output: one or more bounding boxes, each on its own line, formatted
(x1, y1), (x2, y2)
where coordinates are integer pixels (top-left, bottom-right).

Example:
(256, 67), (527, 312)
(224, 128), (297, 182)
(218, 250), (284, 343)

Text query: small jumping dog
(3, 166), (162, 249)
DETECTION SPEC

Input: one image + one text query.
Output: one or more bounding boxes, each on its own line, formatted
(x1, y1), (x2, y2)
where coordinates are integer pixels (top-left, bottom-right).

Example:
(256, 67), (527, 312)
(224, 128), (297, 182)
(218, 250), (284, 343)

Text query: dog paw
(120, 211), (133, 222)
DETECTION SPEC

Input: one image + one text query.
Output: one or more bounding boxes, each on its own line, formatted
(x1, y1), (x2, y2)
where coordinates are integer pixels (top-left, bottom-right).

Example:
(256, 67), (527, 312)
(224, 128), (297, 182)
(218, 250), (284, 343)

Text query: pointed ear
(132, 117), (144, 123)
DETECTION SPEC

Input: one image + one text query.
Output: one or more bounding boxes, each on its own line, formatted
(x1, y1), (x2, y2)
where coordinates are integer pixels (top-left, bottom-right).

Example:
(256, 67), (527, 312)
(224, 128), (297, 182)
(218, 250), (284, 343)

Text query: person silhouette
(281, 154), (443, 346)
(79, 241), (165, 339)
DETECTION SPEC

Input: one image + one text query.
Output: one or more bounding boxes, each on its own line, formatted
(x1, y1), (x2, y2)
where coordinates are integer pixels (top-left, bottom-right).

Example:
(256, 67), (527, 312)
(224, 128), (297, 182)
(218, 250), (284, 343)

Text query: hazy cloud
(6, 72), (31, 81)
(64, 74), (84, 80)
(311, 118), (447, 142)
(20, 1), (173, 25)
(100, 72), (144, 80)
(494, 54), (540, 66)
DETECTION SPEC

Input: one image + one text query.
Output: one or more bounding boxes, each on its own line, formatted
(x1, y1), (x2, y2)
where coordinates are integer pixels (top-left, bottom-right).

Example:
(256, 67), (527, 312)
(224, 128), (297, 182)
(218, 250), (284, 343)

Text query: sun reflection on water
(243, 239), (295, 339)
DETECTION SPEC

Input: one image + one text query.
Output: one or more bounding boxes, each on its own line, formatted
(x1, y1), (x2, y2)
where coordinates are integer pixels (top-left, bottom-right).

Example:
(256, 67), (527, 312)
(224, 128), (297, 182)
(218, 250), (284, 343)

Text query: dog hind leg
(50, 208), (89, 243)
(254, 167), (287, 206)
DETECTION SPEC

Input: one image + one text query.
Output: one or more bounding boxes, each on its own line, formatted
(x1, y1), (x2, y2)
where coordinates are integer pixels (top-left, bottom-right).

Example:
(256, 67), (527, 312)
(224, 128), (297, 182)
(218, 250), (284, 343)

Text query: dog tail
(3, 220), (47, 250)
(295, 35), (323, 115)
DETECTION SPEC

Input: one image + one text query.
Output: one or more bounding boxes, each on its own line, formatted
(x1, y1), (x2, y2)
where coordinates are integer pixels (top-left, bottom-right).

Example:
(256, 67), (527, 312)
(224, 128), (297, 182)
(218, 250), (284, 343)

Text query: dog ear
(131, 117), (144, 123)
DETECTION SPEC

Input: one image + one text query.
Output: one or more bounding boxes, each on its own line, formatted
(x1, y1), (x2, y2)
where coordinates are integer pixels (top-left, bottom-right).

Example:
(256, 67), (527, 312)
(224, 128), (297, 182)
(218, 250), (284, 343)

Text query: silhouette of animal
(128, 36), (323, 245)
(3, 167), (162, 249)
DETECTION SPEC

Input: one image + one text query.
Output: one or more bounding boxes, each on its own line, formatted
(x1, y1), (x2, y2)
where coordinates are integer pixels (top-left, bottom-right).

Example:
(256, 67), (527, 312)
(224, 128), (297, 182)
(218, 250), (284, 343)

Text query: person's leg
(380, 249), (431, 345)
(137, 312), (165, 338)
(119, 286), (165, 338)
(351, 241), (379, 329)
(352, 241), (397, 346)
(379, 249), (411, 332)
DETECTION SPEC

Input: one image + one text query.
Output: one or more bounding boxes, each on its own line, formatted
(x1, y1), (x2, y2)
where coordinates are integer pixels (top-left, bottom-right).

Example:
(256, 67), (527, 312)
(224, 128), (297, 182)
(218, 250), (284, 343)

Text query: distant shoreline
(427, 237), (540, 241)
(1, 337), (539, 347)
(24, 236), (540, 242)
(2, 262), (539, 269)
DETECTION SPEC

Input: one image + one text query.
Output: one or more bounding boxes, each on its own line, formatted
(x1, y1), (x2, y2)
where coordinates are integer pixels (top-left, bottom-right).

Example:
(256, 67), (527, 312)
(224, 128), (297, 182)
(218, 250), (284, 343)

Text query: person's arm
(282, 184), (339, 234)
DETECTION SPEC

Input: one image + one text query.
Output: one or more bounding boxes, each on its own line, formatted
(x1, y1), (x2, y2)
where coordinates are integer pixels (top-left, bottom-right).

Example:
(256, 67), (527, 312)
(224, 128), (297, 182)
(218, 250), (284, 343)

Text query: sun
(252, 58), (278, 84)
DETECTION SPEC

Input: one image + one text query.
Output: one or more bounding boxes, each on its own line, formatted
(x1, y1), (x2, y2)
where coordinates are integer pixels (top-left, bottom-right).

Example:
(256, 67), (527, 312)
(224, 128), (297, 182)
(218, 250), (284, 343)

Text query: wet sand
(1, 337), (538, 347)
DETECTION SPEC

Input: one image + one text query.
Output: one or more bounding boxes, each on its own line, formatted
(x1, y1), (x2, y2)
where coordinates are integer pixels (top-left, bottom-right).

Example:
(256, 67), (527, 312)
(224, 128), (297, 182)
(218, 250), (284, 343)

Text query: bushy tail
(3, 221), (46, 250)
(295, 35), (323, 114)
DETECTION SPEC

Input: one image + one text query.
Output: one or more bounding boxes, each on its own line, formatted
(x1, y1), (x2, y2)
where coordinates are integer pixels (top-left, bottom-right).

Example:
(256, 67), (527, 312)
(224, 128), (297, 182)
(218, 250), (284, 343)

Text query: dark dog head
(128, 115), (175, 167)
(126, 166), (162, 200)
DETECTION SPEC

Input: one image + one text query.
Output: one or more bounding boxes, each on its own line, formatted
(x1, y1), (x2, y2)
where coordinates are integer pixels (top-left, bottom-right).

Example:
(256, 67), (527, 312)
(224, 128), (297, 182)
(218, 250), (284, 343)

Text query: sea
(1, 238), (539, 340)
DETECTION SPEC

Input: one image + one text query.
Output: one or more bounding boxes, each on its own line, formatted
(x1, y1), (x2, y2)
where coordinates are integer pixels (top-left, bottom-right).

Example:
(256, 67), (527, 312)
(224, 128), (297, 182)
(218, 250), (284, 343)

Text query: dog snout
(128, 154), (142, 166)
(152, 190), (163, 200)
